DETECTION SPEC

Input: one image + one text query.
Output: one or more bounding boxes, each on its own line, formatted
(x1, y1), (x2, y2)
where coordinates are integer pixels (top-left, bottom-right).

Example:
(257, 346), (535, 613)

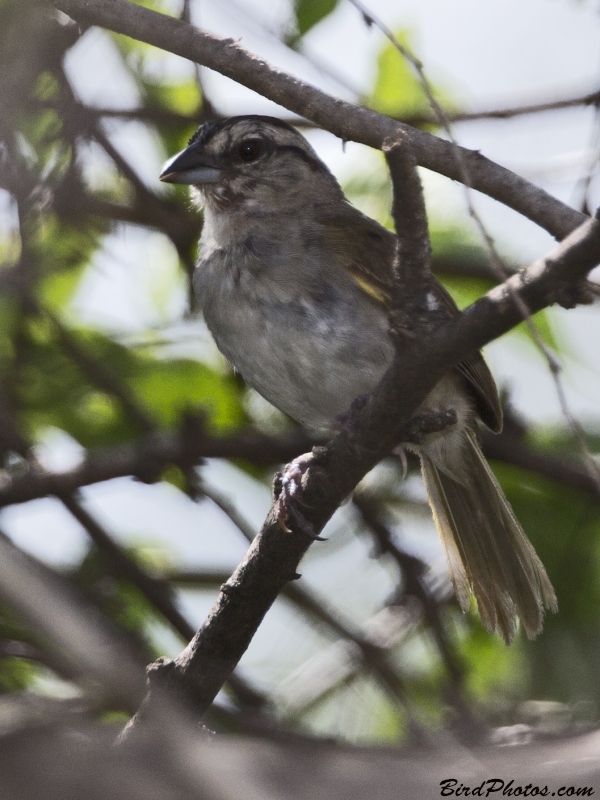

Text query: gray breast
(194, 234), (394, 428)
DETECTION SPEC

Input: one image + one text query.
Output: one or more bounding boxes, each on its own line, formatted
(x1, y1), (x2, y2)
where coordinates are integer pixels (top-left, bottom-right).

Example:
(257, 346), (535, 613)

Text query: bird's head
(159, 115), (344, 215)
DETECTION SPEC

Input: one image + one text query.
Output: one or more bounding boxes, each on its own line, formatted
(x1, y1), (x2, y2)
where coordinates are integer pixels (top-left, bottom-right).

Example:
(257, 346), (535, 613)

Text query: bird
(160, 114), (557, 644)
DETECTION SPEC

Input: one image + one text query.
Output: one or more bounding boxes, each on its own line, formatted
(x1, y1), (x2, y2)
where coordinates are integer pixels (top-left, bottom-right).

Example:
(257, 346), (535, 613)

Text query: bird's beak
(159, 144), (223, 185)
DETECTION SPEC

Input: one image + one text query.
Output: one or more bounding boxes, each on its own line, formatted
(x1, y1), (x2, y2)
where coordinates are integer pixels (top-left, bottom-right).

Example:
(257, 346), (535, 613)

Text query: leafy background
(1, 0), (600, 744)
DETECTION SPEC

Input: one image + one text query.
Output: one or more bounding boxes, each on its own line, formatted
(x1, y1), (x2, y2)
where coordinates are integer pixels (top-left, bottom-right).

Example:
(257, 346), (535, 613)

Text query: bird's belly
(203, 290), (394, 428)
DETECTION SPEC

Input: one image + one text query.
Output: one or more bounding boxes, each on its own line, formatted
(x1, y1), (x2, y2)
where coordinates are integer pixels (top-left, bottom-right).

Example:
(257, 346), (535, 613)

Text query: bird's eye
(238, 139), (263, 163)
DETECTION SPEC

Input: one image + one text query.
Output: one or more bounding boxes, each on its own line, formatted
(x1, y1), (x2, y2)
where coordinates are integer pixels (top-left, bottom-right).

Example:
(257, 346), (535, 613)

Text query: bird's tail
(420, 428), (557, 644)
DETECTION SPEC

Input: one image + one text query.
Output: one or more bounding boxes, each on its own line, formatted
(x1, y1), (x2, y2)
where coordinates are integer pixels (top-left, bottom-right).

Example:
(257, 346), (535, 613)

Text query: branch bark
(36, 0), (600, 737)
(0, 425), (316, 507)
(120, 209), (600, 738)
(54, 0), (587, 241)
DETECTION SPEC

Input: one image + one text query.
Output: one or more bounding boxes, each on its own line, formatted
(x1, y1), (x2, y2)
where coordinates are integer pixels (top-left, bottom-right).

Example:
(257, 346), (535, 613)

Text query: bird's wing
(322, 211), (396, 305)
(323, 208), (503, 433)
(433, 281), (503, 433)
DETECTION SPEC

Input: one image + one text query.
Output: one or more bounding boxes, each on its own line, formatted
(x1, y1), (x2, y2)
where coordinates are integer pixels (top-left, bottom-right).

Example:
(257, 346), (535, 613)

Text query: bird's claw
(393, 444), (409, 480)
(277, 453), (325, 540)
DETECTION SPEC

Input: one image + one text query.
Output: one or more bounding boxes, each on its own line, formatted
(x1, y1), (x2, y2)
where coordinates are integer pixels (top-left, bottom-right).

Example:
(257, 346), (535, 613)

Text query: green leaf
(40, 262), (87, 312)
(370, 29), (429, 118)
(491, 462), (600, 703)
(460, 614), (525, 701)
(143, 78), (201, 117)
(288, 0), (340, 44)
(160, 463), (188, 492)
(0, 655), (38, 692)
(132, 357), (246, 432)
(15, 321), (247, 447)
(431, 224), (559, 350)
(0, 606), (42, 692)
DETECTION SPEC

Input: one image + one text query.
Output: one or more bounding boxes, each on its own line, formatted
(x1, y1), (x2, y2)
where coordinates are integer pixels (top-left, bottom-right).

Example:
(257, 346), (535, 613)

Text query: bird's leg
(403, 408), (458, 444)
(276, 397), (372, 536)
(276, 452), (325, 540)
(393, 410), (458, 479)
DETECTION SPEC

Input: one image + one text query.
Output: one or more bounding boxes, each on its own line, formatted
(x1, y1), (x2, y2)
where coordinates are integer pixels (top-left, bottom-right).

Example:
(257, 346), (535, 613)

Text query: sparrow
(160, 115), (557, 644)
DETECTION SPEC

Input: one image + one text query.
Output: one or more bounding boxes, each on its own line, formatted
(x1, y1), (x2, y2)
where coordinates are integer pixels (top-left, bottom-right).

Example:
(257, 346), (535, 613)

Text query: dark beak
(159, 143), (223, 185)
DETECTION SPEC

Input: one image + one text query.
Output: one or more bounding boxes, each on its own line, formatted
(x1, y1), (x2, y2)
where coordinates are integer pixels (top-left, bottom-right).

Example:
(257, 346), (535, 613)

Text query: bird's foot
(391, 410), (457, 477)
(276, 453), (325, 540)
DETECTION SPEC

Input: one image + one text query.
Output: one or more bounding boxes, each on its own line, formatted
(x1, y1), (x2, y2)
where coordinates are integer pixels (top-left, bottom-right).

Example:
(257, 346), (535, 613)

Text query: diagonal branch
(352, 492), (475, 733)
(54, 0), (587, 241)
(120, 210), (600, 737)
(196, 483), (420, 716)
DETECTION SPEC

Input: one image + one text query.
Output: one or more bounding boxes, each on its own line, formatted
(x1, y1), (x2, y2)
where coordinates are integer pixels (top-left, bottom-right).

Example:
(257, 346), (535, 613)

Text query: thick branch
(54, 0), (587, 240)
(120, 210), (600, 734)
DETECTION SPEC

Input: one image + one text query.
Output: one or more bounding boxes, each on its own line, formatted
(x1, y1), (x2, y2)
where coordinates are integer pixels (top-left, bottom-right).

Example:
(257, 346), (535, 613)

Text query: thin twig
(60, 492), (195, 639)
(402, 88), (600, 126)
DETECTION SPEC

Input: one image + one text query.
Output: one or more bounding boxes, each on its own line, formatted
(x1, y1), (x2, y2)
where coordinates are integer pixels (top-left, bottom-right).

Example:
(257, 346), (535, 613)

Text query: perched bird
(160, 115), (557, 644)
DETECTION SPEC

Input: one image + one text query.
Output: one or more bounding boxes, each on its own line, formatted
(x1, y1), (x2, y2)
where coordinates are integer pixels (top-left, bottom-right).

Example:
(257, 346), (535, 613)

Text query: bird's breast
(194, 244), (394, 428)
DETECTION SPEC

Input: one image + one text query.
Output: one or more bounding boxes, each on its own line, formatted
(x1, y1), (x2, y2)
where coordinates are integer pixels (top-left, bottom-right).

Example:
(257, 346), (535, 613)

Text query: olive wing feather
(323, 209), (502, 433)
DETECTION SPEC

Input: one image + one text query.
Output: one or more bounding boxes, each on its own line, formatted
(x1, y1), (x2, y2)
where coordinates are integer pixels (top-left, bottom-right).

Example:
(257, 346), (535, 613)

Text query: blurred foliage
(287, 0), (341, 45)
(370, 29), (431, 119)
(0, 0), (599, 747)
(14, 322), (245, 446)
(69, 544), (165, 663)
(0, 608), (40, 693)
(368, 28), (456, 124)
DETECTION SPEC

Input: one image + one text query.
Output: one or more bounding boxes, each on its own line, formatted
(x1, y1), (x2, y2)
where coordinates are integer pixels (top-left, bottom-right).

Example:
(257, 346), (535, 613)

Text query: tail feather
(421, 429), (557, 644)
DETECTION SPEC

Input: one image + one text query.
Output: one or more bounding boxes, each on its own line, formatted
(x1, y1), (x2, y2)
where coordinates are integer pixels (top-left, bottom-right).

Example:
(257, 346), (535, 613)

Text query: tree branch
(119, 210), (600, 736)
(186, 485), (421, 716)
(54, 0), (587, 241)
(352, 492), (476, 735)
(412, 87), (600, 125)
(0, 424), (317, 507)
(481, 426), (600, 501)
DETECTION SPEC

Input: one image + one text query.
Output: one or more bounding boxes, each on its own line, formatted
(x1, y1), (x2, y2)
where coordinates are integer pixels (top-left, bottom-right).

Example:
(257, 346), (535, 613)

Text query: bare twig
(0, 527), (146, 710)
(382, 135), (438, 337)
(384, 135), (431, 286)
(480, 425), (600, 501)
(40, 85), (600, 130)
(60, 491), (269, 712)
(60, 492), (195, 639)
(404, 87), (600, 126)
(352, 495), (471, 714)
(45, 309), (156, 434)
